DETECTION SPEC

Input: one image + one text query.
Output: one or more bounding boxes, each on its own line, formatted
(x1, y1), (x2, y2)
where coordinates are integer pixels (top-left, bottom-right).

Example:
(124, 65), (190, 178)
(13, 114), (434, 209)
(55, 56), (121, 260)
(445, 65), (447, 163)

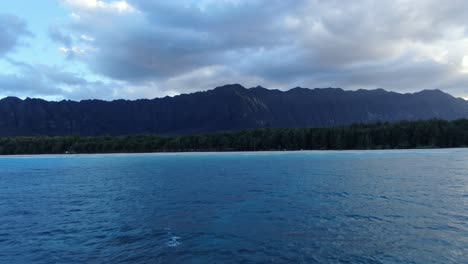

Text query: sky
(2, 0), (468, 100)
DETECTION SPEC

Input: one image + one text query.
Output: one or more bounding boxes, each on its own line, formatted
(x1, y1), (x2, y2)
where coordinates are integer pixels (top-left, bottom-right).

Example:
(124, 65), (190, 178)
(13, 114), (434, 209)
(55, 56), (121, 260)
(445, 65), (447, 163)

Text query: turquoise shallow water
(0, 150), (467, 263)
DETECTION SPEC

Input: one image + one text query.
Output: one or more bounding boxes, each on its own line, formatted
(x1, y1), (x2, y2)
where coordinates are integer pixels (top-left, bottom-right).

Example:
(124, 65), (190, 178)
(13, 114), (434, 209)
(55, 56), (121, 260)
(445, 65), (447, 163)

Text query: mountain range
(0, 84), (467, 136)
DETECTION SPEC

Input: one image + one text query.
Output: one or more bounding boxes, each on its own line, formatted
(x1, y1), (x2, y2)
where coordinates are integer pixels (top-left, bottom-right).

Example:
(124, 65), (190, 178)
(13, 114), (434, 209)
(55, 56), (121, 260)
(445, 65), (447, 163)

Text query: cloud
(0, 62), (63, 97)
(57, 0), (306, 85)
(51, 0), (468, 96)
(0, 59), (129, 100)
(0, 14), (31, 57)
(9, 0), (468, 99)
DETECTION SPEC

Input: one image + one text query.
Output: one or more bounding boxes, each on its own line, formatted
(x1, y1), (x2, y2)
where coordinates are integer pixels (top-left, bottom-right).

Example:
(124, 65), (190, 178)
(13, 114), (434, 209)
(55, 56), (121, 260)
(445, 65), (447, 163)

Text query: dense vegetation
(1, 119), (468, 155)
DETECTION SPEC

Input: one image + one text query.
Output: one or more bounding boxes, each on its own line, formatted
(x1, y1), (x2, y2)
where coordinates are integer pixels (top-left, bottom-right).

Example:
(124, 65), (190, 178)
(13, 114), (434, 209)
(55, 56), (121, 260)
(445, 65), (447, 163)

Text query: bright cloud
(61, 0), (136, 13)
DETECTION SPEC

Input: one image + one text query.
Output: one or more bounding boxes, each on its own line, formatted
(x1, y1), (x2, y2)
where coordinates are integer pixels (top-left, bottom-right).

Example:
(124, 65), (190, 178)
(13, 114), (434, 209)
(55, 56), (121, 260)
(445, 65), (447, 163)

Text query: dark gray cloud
(59, 0), (308, 83)
(0, 13), (31, 57)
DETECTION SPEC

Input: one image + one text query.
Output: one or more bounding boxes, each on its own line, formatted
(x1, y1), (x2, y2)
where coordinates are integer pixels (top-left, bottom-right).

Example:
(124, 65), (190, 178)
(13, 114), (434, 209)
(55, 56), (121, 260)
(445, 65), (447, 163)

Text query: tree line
(1, 119), (468, 155)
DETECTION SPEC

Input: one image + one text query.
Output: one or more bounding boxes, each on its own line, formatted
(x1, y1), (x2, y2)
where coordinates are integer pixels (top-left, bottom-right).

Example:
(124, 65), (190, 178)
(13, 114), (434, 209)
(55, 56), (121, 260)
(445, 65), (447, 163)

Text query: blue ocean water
(0, 150), (467, 263)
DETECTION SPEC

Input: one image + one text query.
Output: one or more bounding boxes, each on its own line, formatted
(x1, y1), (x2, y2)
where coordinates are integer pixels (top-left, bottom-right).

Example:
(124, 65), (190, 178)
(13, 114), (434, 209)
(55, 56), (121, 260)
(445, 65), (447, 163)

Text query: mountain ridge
(1, 84), (463, 103)
(0, 84), (467, 136)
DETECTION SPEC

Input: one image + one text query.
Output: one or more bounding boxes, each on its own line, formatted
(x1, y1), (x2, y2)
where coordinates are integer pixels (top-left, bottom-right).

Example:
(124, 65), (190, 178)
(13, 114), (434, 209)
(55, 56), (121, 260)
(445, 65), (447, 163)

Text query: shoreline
(0, 147), (464, 158)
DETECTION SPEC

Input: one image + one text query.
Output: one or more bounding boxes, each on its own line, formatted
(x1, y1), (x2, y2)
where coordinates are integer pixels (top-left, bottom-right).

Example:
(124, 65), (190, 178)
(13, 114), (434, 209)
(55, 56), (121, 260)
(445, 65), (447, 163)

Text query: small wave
(166, 236), (181, 247)
(164, 228), (182, 247)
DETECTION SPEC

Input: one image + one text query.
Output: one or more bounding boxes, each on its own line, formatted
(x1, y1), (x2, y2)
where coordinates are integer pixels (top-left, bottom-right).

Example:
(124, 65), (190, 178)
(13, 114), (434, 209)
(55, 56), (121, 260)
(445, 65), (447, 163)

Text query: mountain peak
(0, 96), (22, 103)
(213, 83), (246, 91)
(417, 89), (446, 94)
(252, 85), (267, 90)
(413, 89), (453, 99)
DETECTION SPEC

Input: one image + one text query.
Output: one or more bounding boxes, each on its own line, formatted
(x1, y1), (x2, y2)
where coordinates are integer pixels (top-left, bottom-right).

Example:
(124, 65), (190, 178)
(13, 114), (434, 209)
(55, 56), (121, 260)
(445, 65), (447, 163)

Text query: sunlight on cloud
(70, 12), (80, 20)
(59, 46), (85, 57)
(62, 0), (136, 14)
(80, 34), (94, 42)
(461, 56), (468, 73)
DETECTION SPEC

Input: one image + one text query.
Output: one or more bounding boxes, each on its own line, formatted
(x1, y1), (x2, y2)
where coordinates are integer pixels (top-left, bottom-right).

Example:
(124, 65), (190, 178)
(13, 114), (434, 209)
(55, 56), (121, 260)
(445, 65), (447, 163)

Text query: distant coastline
(1, 119), (468, 155)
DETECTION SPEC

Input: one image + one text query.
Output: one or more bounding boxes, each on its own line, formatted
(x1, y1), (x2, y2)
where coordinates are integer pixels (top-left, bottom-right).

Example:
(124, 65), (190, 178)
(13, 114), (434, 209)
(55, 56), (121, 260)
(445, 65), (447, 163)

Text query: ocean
(0, 150), (467, 263)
